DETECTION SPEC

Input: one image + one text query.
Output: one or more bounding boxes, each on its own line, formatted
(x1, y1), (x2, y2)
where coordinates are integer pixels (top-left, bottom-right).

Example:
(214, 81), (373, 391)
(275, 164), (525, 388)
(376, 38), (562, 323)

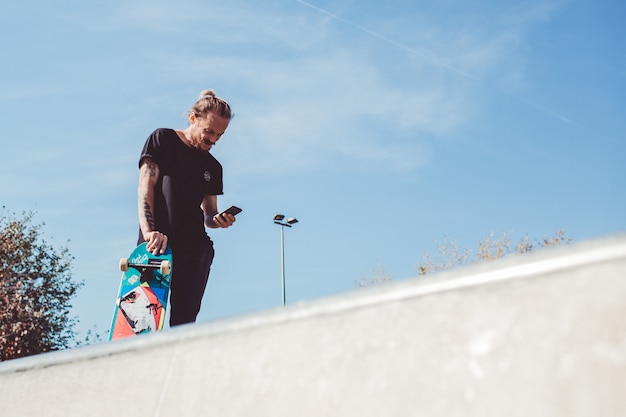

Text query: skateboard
(109, 243), (172, 340)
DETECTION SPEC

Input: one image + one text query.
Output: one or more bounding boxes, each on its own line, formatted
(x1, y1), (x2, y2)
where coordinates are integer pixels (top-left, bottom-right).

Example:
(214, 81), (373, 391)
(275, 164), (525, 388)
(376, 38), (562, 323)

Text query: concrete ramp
(1, 234), (625, 417)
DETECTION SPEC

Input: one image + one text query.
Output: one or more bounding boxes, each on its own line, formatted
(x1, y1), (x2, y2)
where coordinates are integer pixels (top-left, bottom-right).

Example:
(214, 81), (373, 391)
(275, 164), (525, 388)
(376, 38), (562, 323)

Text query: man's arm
(202, 195), (236, 229)
(138, 157), (168, 254)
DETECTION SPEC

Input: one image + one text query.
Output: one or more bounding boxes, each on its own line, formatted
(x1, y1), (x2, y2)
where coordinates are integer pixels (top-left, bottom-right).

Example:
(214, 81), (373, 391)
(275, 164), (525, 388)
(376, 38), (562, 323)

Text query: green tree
(0, 210), (83, 361)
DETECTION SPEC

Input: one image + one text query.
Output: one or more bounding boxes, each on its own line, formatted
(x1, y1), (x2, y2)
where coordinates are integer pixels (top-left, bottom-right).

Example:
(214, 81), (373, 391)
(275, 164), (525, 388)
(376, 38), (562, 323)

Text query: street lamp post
(273, 214), (298, 306)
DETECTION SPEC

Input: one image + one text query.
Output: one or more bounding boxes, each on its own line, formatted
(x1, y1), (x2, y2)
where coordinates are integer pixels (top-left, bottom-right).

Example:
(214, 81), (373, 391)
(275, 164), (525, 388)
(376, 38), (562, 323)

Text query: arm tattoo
(143, 201), (156, 230)
(147, 161), (157, 177)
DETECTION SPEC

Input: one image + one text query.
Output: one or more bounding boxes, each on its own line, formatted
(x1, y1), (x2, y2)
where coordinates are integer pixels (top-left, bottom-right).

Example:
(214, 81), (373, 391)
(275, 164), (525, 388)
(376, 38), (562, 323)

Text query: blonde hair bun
(199, 89), (216, 100)
(190, 89), (233, 120)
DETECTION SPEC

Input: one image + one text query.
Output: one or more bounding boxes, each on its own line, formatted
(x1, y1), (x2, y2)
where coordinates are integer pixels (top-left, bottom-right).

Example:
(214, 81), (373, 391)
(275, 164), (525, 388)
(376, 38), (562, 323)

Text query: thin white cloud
(0, 87), (74, 100)
(295, 0), (574, 127)
(501, 0), (566, 25)
(296, 0), (475, 79)
(171, 50), (467, 174)
(17, 0), (571, 176)
(141, 32), (475, 173)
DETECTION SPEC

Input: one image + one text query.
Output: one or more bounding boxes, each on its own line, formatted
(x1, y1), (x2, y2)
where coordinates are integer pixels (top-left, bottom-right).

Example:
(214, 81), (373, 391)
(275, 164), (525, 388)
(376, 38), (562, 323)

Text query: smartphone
(218, 205), (242, 217)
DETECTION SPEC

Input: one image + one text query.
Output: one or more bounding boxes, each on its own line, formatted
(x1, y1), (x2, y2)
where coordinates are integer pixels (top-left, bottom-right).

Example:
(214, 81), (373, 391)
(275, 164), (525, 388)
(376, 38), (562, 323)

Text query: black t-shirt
(138, 128), (223, 248)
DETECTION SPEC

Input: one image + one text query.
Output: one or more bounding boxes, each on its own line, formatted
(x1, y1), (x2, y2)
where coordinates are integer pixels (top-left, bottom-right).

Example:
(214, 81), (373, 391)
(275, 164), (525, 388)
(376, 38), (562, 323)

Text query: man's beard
(190, 137), (213, 150)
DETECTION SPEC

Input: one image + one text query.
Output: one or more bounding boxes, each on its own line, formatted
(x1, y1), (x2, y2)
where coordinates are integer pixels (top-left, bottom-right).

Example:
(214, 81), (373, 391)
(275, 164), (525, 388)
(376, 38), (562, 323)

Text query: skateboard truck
(119, 257), (171, 284)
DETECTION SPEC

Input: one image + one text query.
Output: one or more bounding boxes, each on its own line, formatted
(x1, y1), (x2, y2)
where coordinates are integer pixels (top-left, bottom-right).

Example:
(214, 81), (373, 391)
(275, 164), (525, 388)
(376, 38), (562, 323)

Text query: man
(137, 89), (236, 326)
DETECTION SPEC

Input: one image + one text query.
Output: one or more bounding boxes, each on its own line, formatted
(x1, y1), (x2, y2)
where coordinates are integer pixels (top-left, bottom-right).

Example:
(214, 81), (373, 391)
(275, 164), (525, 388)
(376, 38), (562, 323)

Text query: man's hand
(144, 231), (168, 255)
(208, 212), (236, 228)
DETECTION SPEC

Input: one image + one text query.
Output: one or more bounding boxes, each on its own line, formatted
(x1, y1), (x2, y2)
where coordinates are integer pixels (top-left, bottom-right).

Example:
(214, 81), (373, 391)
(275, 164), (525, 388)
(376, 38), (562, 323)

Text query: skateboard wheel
(160, 260), (171, 275)
(119, 258), (129, 272)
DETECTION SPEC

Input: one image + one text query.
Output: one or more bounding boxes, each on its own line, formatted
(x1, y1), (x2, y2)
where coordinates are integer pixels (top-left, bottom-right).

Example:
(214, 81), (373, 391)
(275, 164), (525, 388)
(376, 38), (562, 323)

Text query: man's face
(189, 112), (230, 152)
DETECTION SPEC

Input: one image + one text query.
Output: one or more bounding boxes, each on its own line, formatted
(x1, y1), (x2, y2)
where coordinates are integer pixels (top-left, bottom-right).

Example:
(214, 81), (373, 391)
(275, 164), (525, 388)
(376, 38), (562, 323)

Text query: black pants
(169, 242), (215, 326)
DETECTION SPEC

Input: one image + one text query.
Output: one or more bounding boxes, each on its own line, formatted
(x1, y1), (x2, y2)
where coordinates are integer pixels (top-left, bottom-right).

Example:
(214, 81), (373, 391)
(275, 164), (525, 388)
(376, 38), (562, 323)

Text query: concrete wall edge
(1, 232), (624, 376)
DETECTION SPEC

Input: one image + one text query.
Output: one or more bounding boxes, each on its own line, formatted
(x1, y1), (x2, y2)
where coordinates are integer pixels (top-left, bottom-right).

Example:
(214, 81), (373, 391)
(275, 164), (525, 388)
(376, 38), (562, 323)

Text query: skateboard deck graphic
(109, 243), (172, 341)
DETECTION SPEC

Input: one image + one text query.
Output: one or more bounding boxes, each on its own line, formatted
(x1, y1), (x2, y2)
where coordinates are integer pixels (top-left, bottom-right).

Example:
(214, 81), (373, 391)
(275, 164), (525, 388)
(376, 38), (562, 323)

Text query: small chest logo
(203, 171), (211, 182)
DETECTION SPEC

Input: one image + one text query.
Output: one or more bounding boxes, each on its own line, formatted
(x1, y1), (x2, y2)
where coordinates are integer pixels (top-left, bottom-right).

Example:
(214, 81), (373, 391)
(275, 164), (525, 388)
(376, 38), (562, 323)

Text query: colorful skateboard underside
(109, 243), (172, 341)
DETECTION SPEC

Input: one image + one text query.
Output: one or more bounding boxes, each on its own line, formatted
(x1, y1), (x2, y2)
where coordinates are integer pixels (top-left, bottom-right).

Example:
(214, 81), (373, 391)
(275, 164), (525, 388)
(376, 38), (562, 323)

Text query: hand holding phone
(218, 205), (242, 218)
(209, 205), (241, 229)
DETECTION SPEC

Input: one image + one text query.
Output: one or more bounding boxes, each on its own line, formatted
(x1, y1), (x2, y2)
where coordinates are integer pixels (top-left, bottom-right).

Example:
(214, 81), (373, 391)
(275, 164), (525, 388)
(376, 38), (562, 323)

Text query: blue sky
(2, 0), (624, 340)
